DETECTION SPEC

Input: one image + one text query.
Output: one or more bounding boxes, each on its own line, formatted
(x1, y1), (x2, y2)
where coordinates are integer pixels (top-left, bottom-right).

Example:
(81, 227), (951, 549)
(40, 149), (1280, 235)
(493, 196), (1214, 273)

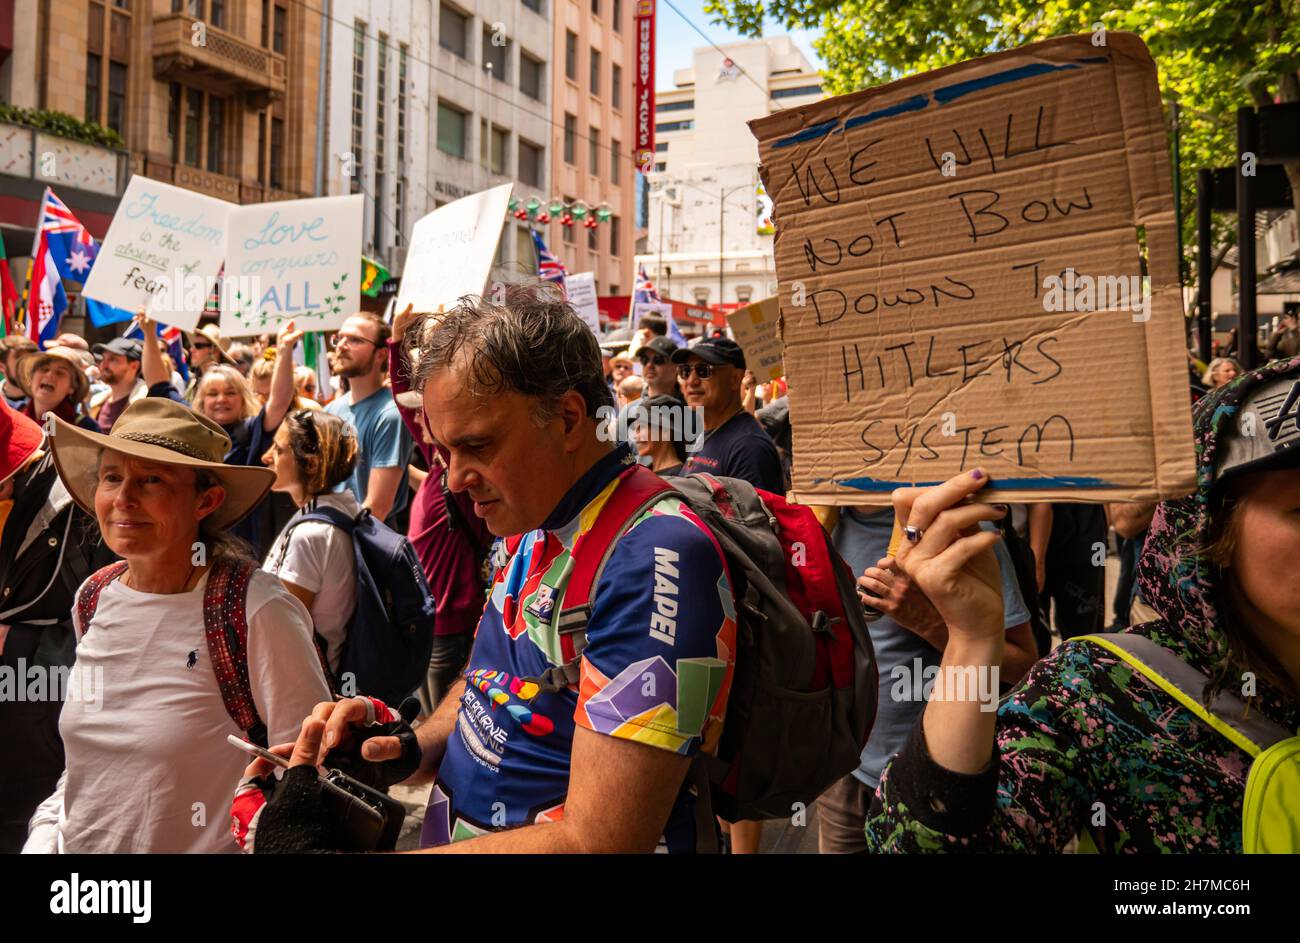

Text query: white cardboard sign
(395, 183), (513, 315)
(567, 272), (601, 335)
(220, 194), (363, 337)
(81, 176), (231, 330)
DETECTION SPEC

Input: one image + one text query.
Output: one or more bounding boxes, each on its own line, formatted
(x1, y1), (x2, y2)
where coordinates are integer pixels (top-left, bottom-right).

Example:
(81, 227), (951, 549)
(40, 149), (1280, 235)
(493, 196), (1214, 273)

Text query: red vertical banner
(634, 0), (655, 174)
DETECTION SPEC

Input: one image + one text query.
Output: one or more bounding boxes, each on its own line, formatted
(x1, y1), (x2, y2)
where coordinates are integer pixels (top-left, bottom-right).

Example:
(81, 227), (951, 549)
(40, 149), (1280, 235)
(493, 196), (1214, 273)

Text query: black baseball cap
(638, 336), (679, 360)
(1215, 372), (1300, 488)
(671, 336), (745, 369)
(92, 338), (143, 362)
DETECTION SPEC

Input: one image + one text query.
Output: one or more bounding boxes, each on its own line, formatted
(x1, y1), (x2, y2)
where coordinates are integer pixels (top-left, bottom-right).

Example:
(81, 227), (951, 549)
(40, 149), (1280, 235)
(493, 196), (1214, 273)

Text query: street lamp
(718, 183), (748, 318)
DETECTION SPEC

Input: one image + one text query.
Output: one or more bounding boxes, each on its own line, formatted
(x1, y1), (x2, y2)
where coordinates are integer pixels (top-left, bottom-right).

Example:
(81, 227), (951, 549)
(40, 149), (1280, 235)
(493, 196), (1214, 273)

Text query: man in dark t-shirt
(673, 337), (784, 494)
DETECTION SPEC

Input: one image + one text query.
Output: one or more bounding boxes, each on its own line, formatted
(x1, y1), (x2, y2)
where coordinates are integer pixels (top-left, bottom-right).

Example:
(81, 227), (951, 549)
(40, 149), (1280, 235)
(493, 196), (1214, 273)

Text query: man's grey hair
(402, 280), (613, 426)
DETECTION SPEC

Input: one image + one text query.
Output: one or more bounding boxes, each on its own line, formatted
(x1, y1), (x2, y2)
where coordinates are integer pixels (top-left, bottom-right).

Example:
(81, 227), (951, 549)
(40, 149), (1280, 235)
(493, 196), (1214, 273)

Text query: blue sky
(654, 0), (824, 89)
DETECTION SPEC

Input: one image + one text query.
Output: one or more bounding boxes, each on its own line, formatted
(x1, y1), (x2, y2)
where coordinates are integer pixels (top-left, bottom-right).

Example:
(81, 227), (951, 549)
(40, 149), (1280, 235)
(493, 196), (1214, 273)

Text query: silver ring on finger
(904, 524), (924, 543)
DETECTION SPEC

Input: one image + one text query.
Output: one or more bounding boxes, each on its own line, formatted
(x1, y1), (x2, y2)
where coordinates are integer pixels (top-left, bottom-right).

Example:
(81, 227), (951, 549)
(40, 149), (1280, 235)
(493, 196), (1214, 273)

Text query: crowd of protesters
(0, 281), (1296, 856)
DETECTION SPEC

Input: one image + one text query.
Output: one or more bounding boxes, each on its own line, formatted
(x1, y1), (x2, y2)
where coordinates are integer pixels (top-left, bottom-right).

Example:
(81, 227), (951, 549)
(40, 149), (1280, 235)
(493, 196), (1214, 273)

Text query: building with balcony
(636, 36), (823, 313)
(548, 0), (635, 296)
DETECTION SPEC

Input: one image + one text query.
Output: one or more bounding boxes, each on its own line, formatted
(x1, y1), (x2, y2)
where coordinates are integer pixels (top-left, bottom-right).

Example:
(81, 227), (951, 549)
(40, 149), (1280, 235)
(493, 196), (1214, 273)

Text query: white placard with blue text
(220, 193), (363, 337)
(394, 183), (513, 315)
(81, 176), (231, 330)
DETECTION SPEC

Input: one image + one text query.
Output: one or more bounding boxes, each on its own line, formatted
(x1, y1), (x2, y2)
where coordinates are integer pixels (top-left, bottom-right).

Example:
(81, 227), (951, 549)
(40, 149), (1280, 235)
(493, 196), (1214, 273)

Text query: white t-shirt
(23, 566), (331, 854)
(262, 491), (359, 675)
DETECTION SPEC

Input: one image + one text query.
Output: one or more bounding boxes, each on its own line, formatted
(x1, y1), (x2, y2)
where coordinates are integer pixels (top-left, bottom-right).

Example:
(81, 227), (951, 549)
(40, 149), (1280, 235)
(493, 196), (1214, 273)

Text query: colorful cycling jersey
(421, 445), (736, 852)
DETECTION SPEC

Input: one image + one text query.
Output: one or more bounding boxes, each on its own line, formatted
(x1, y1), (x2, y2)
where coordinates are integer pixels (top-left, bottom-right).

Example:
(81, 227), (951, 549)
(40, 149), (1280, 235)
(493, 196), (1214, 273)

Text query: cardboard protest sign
(81, 176), (231, 330)
(566, 272), (601, 335)
(728, 297), (784, 382)
(750, 32), (1195, 506)
(395, 184), (513, 315)
(220, 194), (362, 337)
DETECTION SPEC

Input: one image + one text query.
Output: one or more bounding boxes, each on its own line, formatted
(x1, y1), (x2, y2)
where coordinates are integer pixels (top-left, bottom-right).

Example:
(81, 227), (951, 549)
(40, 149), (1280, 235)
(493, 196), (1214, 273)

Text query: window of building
(588, 126), (599, 175)
(106, 62), (126, 136)
(351, 21), (365, 193)
(563, 113), (576, 164)
(591, 0), (599, 15)
(209, 0), (224, 28)
(521, 0), (542, 12)
(694, 287), (710, 305)
(588, 225), (597, 251)
(273, 4), (286, 54)
(590, 48), (601, 96)
(437, 101), (468, 158)
(611, 63), (622, 109)
(610, 139), (621, 186)
(519, 139), (543, 187)
(205, 97), (225, 173)
(771, 84), (823, 99)
(520, 52), (543, 100)
(256, 111), (266, 183)
(482, 26), (508, 81)
(395, 178), (405, 247)
(610, 215), (621, 257)
(654, 141), (668, 152)
(517, 226), (533, 269)
(85, 54), (102, 125)
(564, 31), (577, 81)
(656, 99), (694, 112)
(375, 33), (388, 249)
(439, 4), (469, 59)
(270, 116), (284, 189)
(397, 44), (408, 165)
(261, 0), (269, 46)
(167, 83), (180, 162)
(480, 123), (507, 175)
(184, 88), (201, 166)
(653, 162), (666, 172)
(614, 0), (622, 30)
(655, 120), (693, 133)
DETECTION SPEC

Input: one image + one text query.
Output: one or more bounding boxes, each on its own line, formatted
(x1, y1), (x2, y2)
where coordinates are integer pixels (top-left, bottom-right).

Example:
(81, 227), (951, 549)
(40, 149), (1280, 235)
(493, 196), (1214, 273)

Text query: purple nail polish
(970, 469), (983, 480)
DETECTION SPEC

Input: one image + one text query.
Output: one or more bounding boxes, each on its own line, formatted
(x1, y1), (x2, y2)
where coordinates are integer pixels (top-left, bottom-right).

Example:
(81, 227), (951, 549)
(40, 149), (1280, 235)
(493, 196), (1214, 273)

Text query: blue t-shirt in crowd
(679, 409), (783, 493)
(832, 507), (1031, 789)
(326, 387), (411, 521)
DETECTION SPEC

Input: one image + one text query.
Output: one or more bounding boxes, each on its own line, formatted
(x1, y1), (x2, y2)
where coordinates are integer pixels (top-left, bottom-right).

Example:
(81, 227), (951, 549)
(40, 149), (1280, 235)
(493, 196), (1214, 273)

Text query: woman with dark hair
(632, 393), (688, 476)
(868, 358), (1300, 853)
(262, 409), (360, 676)
(23, 398), (330, 853)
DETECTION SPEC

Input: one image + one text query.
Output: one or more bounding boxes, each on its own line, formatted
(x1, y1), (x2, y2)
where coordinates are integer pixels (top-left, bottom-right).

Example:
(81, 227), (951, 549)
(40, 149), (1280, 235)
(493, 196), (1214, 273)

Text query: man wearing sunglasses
(635, 336), (682, 400)
(672, 338), (784, 496)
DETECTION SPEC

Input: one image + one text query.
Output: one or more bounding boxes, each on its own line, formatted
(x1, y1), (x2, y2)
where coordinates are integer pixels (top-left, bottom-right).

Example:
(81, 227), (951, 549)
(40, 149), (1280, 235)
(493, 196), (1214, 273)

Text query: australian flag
(531, 228), (567, 292)
(633, 262), (685, 345)
(37, 188), (133, 328)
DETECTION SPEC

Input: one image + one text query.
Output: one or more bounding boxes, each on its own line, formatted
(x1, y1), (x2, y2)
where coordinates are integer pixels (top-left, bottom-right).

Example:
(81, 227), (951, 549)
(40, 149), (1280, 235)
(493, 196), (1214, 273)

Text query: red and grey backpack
(510, 464), (878, 826)
(75, 557), (331, 747)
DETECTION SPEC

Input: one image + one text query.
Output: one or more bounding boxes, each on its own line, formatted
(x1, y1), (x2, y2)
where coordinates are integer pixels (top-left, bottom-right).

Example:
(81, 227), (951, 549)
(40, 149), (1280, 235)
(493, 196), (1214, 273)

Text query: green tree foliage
(705, 0), (1300, 286)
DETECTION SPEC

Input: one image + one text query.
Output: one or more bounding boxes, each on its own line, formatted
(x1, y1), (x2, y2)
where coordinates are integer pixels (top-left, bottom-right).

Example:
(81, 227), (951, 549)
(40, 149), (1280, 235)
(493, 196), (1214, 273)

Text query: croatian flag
(26, 237), (66, 348)
(531, 229), (567, 292)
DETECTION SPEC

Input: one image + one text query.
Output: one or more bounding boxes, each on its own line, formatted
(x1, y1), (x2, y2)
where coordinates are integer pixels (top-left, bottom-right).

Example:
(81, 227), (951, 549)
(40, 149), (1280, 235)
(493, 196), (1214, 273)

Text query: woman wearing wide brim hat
(15, 346), (96, 432)
(0, 399), (117, 853)
(23, 397), (331, 854)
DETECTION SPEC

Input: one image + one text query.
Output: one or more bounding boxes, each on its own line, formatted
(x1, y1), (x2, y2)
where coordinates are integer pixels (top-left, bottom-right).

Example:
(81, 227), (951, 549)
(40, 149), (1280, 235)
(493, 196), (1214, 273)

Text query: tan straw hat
(16, 346), (91, 405)
(48, 397), (273, 530)
(191, 324), (236, 365)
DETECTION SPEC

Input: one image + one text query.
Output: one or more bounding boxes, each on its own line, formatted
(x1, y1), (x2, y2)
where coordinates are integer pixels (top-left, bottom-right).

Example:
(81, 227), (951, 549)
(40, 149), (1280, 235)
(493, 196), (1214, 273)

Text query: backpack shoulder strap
(1078, 634), (1292, 756)
(203, 558), (268, 747)
(74, 561), (129, 633)
(524, 468), (676, 695)
(273, 503), (357, 571)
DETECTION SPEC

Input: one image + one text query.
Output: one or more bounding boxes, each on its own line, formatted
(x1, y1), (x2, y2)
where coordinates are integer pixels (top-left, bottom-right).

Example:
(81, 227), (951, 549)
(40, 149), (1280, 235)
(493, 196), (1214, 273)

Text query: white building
(636, 36), (823, 312)
(325, 0), (552, 277)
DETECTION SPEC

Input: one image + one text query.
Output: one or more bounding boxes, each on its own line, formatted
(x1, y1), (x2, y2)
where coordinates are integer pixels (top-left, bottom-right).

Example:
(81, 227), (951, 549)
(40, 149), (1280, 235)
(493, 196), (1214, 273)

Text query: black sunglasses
(293, 410), (320, 453)
(678, 362), (725, 379)
(638, 352), (669, 366)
